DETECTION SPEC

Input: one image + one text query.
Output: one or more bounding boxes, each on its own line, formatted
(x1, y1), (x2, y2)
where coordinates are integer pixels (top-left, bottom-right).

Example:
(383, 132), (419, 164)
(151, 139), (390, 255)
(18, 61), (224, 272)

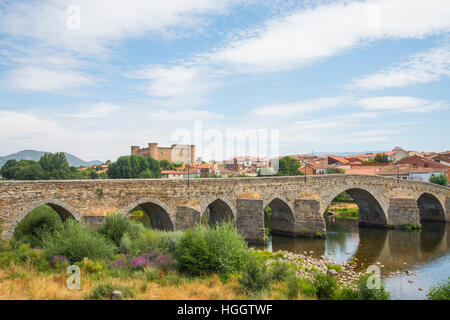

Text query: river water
(260, 218), (450, 300)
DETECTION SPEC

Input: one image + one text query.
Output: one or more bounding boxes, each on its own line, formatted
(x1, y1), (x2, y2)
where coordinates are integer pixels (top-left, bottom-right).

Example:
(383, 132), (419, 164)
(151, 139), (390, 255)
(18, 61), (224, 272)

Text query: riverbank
(326, 202), (358, 220)
(0, 211), (392, 300)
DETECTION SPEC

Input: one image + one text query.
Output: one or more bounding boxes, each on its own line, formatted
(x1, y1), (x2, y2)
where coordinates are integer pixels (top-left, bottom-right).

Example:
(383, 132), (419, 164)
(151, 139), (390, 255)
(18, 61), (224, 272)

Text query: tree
(362, 153), (392, 164)
(107, 155), (161, 179)
(277, 156), (304, 176)
(0, 160), (45, 180)
(159, 159), (174, 170)
(326, 167), (345, 174)
(429, 174), (448, 186)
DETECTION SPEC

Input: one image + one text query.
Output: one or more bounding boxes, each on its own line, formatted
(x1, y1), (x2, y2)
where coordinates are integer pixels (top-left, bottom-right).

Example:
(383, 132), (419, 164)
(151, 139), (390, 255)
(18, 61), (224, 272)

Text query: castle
(131, 143), (195, 164)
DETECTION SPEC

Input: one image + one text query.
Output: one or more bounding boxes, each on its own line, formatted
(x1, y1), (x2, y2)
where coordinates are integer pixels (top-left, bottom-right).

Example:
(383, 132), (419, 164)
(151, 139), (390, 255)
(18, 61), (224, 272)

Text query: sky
(0, 0), (449, 162)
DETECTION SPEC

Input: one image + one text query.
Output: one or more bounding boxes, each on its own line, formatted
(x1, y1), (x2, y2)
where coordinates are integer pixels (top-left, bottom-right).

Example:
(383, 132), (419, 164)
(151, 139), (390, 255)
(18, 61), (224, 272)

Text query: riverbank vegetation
(0, 208), (394, 300)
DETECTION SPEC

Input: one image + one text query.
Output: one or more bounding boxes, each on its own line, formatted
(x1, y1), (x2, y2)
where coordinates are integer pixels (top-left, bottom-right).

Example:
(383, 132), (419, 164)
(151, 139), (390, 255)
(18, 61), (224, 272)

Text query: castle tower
(131, 146), (139, 155)
(190, 145), (196, 164)
(148, 143), (159, 160)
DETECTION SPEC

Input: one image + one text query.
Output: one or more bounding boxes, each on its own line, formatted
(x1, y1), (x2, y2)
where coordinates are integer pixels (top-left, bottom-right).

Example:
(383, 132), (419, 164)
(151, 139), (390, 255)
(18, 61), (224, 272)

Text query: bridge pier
(293, 198), (326, 237)
(83, 215), (106, 228)
(236, 198), (265, 243)
(176, 205), (200, 231)
(387, 197), (421, 226)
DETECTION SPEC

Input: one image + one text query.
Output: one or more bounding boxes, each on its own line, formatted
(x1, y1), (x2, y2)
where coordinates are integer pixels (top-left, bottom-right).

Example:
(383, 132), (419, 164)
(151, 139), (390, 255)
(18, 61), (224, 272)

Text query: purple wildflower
(49, 255), (70, 267)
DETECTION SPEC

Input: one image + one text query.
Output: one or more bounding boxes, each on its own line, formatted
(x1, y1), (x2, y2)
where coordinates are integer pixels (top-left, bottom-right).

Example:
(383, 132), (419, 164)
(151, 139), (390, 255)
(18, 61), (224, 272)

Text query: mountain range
(0, 150), (102, 168)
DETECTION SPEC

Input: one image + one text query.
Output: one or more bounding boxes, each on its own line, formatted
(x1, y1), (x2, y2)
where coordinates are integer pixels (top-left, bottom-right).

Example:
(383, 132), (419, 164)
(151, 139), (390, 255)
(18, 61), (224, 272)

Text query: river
(259, 218), (450, 300)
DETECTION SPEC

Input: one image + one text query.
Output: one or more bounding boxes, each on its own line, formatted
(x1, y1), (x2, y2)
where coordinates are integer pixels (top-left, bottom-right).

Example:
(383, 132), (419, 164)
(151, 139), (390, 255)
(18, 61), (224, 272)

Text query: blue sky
(0, 0), (449, 162)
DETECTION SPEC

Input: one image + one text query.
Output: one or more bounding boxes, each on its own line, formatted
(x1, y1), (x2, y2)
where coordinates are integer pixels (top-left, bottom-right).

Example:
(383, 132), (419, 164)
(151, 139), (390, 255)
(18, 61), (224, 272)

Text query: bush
(239, 254), (272, 296)
(429, 173), (448, 186)
(175, 222), (248, 278)
(14, 205), (63, 247)
(313, 272), (339, 299)
(42, 220), (116, 262)
(426, 278), (450, 300)
(97, 214), (145, 247)
(87, 283), (135, 300)
(336, 274), (390, 300)
(122, 229), (183, 255)
(270, 260), (294, 282)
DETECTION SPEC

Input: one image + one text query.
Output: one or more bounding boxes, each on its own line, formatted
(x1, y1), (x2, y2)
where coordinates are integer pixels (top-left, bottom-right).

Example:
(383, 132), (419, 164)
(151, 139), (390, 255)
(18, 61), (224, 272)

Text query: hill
(0, 150), (102, 168)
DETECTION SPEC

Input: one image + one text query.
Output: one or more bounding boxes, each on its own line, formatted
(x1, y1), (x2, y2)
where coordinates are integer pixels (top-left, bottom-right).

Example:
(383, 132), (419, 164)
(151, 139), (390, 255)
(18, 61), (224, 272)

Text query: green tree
(362, 153), (392, 164)
(429, 173), (448, 186)
(277, 156), (304, 176)
(107, 155), (161, 179)
(0, 159), (45, 180)
(159, 159), (174, 170)
(326, 167), (345, 174)
(0, 159), (18, 179)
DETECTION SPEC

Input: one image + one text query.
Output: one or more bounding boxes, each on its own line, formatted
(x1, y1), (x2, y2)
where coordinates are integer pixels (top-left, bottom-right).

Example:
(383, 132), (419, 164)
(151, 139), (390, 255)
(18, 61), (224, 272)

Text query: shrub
(97, 214), (145, 247)
(121, 228), (183, 255)
(270, 260), (294, 282)
(76, 257), (107, 273)
(239, 254), (272, 296)
(336, 274), (390, 300)
(143, 266), (159, 281)
(42, 220), (116, 262)
(327, 264), (342, 273)
(14, 205), (63, 247)
(175, 222), (248, 278)
(429, 173), (448, 186)
(87, 283), (135, 300)
(313, 272), (339, 299)
(426, 278), (450, 300)
(49, 255), (71, 269)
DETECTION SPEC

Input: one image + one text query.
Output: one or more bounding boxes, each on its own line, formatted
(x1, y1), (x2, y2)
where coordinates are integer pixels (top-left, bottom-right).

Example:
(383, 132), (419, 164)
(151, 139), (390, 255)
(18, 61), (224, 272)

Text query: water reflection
(258, 218), (450, 299)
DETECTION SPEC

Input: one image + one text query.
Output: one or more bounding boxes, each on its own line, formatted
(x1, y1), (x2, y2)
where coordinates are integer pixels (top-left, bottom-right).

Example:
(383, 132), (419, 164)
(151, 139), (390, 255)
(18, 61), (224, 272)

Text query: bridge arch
(202, 198), (235, 226)
(323, 187), (388, 227)
(6, 199), (81, 239)
(122, 197), (173, 231)
(417, 193), (446, 222)
(264, 196), (295, 236)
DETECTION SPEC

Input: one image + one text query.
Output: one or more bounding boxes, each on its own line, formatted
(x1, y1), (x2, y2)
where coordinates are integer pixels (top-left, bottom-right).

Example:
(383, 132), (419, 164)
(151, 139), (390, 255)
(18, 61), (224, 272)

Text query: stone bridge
(0, 175), (449, 242)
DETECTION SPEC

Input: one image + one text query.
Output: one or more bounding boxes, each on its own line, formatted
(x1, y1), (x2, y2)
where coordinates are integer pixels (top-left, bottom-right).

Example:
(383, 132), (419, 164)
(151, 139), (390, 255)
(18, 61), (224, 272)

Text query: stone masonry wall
(0, 175), (448, 240)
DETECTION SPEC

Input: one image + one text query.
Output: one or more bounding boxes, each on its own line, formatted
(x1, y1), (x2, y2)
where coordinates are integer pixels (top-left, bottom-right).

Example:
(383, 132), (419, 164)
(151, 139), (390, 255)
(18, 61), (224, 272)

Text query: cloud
(250, 96), (351, 117)
(348, 46), (450, 90)
(130, 64), (219, 103)
(357, 96), (449, 113)
(1, 66), (94, 93)
(66, 102), (121, 118)
(206, 0), (450, 73)
(149, 109), (224, 121)
(0, 0), (243, 55)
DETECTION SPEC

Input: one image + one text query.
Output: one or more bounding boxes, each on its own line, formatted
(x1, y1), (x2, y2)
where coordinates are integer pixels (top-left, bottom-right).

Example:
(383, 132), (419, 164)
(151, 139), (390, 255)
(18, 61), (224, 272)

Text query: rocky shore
(264, 250), (364, 286)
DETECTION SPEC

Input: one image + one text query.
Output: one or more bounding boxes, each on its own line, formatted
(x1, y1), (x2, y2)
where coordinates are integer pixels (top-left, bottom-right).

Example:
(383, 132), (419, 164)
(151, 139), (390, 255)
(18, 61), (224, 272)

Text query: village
(119, 143), (450, 185)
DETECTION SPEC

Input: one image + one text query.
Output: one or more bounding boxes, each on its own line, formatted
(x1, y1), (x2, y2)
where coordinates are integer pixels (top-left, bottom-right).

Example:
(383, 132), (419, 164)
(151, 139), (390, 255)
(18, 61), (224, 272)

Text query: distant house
(431, 153), (450, 167)
(396, 155), (449, 169)
(338, 163), (391, 175)
(378, 164), (450, 182)
(194, 163), (220, 177)
(385, 147), (409, 162)
(299, 164), (315, 175)
(161, 170), (197, 179)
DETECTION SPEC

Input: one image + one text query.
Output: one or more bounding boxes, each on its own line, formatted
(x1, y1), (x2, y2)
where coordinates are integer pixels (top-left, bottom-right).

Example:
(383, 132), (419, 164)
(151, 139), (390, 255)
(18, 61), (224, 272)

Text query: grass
(0, 210), (392, 300)
(0, 263), (240, 300)
(326, 203), (359, 220)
